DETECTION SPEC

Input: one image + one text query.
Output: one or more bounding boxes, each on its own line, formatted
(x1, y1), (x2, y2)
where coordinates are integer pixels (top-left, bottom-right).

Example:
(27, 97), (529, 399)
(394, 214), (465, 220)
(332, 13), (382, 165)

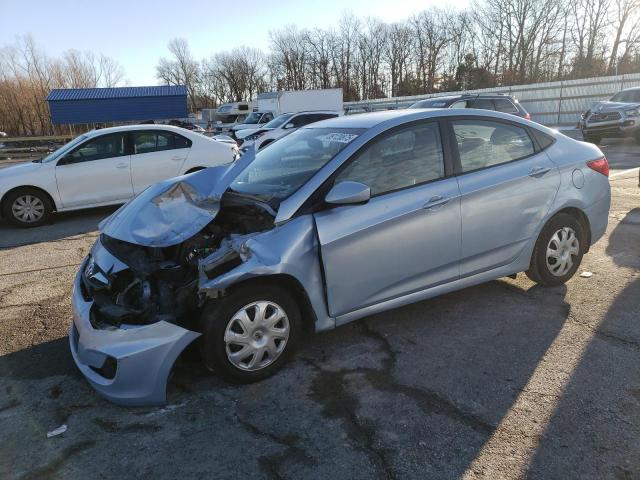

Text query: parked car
(237, 111), (340, 152)
(0, 125), (237, 227)
(410, 93), (531, 120)
(230, 111), (275, 136)
(69, 108), (610, 405)
(579, 87), (640, 145)
(208, 101), (255, 133)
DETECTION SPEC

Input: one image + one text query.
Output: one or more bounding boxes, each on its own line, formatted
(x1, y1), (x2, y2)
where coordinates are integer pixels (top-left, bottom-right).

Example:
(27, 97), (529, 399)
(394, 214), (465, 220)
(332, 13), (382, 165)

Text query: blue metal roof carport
(46, 85), (188, 125)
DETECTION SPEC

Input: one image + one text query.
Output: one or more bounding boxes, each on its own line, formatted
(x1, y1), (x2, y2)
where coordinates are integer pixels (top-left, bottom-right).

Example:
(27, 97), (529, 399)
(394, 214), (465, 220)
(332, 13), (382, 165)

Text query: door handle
(116, 162), (128, 169)
(528, 166), (551, 177)
(171, 156), (183, 161)
(422, 195), (450, 210)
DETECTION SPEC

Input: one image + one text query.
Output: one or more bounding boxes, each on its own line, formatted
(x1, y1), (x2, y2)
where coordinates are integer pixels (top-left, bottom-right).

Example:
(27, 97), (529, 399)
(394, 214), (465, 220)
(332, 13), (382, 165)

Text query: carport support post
(557, 81), (564, 127)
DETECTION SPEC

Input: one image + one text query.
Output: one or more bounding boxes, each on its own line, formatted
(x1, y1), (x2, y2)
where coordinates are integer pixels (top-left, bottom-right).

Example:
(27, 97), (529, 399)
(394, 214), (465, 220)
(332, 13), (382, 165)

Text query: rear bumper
(584, 191), (611, 246)
(69, 256), (200, 406)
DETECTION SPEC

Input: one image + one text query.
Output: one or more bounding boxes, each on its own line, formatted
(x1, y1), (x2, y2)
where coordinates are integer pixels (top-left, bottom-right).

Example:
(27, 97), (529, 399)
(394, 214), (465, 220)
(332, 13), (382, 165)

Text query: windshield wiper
(226, 189), (277, 217)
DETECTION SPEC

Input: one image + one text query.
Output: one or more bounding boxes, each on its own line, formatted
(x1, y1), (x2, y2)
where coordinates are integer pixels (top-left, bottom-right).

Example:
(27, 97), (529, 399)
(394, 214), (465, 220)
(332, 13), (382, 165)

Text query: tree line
(1, 0), (639, 135)
(158, 0), (640, 109)
(0, 35), (124, 136)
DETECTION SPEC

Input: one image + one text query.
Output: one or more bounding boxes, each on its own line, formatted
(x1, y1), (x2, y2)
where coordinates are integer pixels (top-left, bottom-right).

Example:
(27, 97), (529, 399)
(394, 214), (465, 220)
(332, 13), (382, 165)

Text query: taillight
(587, 157), (609, 177)
(524, 113), (531, 120)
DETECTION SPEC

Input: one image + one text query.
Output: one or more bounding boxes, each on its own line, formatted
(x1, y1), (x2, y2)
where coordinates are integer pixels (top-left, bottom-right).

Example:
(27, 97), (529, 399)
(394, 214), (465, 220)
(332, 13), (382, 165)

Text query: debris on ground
(579, 271), (594, 278)
(46, 424), (67, 438)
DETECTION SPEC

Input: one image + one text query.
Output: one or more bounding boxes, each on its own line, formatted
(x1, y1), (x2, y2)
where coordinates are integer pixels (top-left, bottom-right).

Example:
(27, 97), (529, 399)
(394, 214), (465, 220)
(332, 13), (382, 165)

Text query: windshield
(610, 90), (640, 103)
(42, 134), (89, 163)
(263, 113), (294, 129)
(243, 112), (263, 124)
(214, 114), (240, 124)
(230, 127), (364, 203)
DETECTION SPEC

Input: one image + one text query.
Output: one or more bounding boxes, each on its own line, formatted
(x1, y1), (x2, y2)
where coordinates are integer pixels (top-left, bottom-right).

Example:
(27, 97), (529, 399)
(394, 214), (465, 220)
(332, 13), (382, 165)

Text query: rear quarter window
(530, 128), (555, 150)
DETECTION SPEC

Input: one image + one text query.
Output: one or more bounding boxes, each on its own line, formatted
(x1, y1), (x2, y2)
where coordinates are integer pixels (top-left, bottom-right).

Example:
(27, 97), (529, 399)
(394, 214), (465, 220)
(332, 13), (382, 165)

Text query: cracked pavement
(0, 143), (639, 479)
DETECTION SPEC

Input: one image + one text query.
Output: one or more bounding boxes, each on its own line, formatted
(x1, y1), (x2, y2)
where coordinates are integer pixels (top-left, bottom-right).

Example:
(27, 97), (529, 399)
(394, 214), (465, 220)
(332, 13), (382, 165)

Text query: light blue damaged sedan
(70, 109), (611, 405)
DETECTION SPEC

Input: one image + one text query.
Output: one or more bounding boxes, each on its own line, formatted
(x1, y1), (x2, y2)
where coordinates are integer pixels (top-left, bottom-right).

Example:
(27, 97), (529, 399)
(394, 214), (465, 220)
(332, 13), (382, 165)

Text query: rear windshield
(610, 90), (640, 103)
(410, 98), (454, 108)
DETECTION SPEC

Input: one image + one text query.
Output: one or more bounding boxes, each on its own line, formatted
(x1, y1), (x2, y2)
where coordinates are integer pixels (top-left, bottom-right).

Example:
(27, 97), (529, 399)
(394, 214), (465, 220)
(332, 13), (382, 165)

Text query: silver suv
(580, 87), (640, 144)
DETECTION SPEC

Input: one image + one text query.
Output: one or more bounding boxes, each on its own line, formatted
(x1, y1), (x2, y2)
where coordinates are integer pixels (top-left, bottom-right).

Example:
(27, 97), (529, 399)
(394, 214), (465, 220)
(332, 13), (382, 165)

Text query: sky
(0, 0), (468, 86)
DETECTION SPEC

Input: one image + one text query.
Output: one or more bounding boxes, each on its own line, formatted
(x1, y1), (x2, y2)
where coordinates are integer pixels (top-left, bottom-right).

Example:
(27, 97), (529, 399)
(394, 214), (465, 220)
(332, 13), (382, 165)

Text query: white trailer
(256, 88), (343, 116)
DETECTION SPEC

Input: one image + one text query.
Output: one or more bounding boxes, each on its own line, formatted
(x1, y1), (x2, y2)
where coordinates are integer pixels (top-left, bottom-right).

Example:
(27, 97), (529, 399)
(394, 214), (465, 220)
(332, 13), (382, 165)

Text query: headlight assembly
(625, 107), (640, 117)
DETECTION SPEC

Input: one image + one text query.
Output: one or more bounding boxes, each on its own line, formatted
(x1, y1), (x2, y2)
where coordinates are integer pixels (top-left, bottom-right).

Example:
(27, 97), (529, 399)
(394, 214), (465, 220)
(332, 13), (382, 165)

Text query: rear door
(55, 132), (133, 208)
(313, 121), (461, 317)
(130, 130), (191, 194)
(450, 117), (560, 276)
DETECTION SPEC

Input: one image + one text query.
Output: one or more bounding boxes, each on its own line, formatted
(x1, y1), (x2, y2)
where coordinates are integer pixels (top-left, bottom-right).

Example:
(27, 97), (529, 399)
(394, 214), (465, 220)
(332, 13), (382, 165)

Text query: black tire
(526, 213), (586, 286)
(583, 133), (601, 145)
(1, 187), (53, 228)
(200, 283), (302, 383)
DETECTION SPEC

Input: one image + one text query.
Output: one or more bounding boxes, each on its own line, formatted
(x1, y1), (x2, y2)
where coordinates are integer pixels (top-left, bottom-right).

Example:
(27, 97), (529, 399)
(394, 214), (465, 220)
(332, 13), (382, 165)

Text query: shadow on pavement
(0, 206), (118, 249)
(526, 208), (640, 479)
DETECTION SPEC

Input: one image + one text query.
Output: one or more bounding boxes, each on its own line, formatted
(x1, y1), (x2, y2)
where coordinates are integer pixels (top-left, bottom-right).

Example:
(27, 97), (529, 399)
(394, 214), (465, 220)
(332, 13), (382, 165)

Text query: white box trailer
(256, 88), (343, 116)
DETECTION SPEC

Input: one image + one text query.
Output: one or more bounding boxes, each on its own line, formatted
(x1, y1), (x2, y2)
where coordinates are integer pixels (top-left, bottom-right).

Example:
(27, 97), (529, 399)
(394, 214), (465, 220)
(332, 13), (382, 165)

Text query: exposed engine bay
(83, 195), (275, 330)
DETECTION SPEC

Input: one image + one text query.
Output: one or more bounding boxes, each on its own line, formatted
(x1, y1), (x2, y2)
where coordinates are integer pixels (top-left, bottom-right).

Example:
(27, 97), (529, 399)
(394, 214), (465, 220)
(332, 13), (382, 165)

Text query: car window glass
(291, 115), (313, 128)
(335, 122), (445, 196)
(451, 100), (468, 108)
(494, 99), (519, 113)
(156, 132), (174, 151)
(67, 133), (126, 163)
(468, 99), (495, 110)
(263, 113), (274, 122)
(453, 120), (535, 172)
(134, 132), (156, 154)
(173, 133), (191, 149)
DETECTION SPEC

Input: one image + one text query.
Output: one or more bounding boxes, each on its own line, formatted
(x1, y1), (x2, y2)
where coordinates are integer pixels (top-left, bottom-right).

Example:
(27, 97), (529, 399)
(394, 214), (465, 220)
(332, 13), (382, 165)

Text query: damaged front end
(70, 159), (287, 405)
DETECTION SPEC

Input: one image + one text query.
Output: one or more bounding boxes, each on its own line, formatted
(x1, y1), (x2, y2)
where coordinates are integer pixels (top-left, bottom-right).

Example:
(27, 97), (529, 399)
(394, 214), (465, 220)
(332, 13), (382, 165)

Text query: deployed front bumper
(69, 256), (200, 406)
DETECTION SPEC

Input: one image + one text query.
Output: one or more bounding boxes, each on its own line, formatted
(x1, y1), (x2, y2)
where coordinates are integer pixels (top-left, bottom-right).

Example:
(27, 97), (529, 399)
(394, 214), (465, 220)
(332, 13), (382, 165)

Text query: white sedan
(0, 125), (238, 227)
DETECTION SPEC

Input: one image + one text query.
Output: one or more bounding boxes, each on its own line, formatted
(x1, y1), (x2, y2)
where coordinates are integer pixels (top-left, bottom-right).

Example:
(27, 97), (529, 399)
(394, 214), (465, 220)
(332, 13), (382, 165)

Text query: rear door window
(452, 120), (535, 172)
(133, 131), (191, 154)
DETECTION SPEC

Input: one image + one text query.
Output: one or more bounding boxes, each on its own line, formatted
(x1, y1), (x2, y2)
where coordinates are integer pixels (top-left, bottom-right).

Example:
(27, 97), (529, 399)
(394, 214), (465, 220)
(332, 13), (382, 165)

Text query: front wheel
(2, 188), (53, 228)
(526, 213), (586, 286)
(200, 284), (302, 383)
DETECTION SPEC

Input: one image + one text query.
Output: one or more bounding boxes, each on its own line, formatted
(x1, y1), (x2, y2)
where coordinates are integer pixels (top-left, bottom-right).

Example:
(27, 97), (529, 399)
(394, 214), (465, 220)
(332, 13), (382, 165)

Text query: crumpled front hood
(591, 101), (640, 113)
(99, 149), (255, 247)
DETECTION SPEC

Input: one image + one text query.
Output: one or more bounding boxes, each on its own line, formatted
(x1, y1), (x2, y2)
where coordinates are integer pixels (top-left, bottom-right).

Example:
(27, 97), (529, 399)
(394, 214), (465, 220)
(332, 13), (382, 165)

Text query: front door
(314, 121), (462, 317)
(55, 132), (133, 208)
(450, 118), (561, 276)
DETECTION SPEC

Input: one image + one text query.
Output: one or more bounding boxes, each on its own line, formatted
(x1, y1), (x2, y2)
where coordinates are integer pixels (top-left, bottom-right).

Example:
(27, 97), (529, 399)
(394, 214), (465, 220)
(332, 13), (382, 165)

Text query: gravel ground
(0, 143), (638, 480)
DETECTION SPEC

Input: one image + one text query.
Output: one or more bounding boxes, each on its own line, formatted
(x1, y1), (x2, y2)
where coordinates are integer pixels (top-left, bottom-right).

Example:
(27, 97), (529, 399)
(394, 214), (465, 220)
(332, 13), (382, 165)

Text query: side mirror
(325, 181), (371, 205)
(284, 122), (295, 129)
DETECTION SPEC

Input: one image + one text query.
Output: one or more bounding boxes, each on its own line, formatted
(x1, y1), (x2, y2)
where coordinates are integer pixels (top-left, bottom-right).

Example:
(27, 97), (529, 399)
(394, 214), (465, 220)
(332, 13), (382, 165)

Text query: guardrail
(343, 73), (640, 127)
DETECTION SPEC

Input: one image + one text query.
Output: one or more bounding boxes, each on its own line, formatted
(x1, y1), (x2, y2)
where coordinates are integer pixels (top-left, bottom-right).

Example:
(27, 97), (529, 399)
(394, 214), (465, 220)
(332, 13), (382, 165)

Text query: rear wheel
(2, 188), (53, 228)
(200, 284), (302, 383)
(526, 213), (585, 286)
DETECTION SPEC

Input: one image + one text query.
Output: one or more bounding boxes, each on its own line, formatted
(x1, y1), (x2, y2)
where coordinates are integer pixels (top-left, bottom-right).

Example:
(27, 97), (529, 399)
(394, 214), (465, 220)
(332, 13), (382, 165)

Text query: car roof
(82, 124), (196, 138)
(306, 108), (534, 130)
